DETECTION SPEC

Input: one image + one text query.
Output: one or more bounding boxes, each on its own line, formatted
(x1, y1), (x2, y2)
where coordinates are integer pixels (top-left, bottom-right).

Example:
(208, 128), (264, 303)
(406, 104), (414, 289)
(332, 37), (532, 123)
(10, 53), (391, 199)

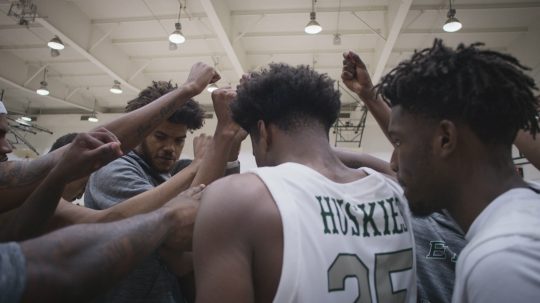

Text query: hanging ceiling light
(110, 80), (123, 94)
(305, 0), (322, 34)
(169, 3), (186, 44)
(169, 22), (185, 44)
(47, 35), (65, 50)
(443, 0), (462, 32)
(36, 68), (49, 96)
(88, 113), (99, 123)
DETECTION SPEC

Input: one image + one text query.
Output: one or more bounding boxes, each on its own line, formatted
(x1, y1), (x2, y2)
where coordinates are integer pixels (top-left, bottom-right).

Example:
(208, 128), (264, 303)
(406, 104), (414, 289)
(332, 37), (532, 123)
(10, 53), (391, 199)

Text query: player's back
(251, 162), (417, 303)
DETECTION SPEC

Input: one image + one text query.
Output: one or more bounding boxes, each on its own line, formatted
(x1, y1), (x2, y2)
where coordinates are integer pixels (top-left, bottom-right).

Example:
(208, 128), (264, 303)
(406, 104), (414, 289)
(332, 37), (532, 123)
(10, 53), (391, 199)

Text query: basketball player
(376, 39), (540, 302)
(193, 64), (417, 302)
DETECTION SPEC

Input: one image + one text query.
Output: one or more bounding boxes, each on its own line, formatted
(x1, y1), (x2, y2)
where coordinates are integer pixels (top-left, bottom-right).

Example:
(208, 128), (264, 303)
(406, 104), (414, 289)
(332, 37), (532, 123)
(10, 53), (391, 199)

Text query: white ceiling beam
(0, 75), (94, 112)
(48, 73), (107, 78)
(128, 61), (152, 82)
(130, 52), (227, 60)
(0, 24), (42, 30)
(23, 65), (47, 87)
(372, 0), (412, 84)
(242, 29), (381, 38)
(89, 24), (119, 52)
(402, 27), (529, 34)
(228, 2), (540, 16)
(34, 0), (145, 93)
(200, 0), (248, 77)
(0, 44), (47, 50)
(231, 6), (388, 16)
(111, 34), (216, 44)
(247, 49), (374, 56)
(91, 13), (206, 24)
(25, 59), (88, 65)
(130, 52), (227, 61)
(410, 2), (540, 11)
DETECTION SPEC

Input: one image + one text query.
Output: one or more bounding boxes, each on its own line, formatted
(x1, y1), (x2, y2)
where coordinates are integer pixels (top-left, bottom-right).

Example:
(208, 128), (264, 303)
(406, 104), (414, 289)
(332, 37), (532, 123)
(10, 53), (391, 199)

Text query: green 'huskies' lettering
(316, 195), (409, 238)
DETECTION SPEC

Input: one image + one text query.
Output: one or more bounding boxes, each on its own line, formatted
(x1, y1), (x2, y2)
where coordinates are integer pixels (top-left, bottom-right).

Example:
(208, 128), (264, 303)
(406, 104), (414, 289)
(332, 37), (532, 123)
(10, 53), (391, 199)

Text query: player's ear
(435, 120), (457, 158)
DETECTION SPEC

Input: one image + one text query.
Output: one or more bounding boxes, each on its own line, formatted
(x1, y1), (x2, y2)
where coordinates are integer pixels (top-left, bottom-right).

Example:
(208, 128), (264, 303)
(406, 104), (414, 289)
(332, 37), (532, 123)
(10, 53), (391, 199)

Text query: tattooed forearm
(135, 93), (183, 139)
(20, 210), (172, 302)
(0, 155), (56, 189)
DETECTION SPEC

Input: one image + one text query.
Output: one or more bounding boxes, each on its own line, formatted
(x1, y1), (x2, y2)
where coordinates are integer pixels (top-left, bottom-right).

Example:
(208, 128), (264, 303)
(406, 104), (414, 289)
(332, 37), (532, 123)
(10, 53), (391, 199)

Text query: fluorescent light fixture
(207, 83), (218, 93)
(110, 80), (123, 94)
(47, 36), (65, 50)
(169, 22), (186, 44)
(443, 1), (462, 33)
(36, 81), (49, 96)
(81, 114), (99, 122)
(305, 12), (322, 34)
(443, 13), (462, 32)
(21, 116), (32, 122)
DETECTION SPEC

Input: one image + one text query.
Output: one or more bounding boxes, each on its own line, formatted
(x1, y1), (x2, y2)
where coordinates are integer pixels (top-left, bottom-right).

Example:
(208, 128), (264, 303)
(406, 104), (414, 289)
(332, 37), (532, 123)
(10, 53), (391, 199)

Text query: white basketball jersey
(250, 162), (416, 303)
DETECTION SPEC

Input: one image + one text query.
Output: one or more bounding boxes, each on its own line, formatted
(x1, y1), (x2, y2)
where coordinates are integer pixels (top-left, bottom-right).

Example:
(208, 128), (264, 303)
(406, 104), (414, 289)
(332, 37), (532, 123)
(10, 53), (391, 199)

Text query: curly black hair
(126, 80), (204, 130)
(232, 63), (341, 135)
(377, 39), (539, 145)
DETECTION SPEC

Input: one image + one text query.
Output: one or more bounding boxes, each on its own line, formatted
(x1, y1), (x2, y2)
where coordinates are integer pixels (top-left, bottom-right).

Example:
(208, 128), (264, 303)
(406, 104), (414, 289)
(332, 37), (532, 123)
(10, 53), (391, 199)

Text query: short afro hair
(377, 39), (539, 145)
(126, 80), (205, 130)
(232, 63), (341, 135)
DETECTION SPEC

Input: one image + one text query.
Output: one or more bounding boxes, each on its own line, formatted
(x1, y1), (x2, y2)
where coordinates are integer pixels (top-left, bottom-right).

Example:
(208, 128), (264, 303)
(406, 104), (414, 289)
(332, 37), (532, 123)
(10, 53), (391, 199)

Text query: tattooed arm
(0, 62), (219, 212)
(0, 130), (122, 241)
(19, 185), (202, 303)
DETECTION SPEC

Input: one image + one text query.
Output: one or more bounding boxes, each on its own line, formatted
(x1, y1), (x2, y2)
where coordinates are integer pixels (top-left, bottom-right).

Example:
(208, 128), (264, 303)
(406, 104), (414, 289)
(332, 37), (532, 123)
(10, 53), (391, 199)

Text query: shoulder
(463, 243), (540, 302)
(198, 173), (277, 238)
(202, 173), (269, 214)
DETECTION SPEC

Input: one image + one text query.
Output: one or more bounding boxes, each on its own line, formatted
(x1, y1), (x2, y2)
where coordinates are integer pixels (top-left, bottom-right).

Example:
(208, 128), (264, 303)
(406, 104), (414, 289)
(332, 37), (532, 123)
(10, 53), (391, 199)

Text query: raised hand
(184, 62), (221, 95)
(161, 184), (206, 251)
(212, 87), (240, 133)
(193, 133), (213, 161)
(52, 128), (123, 183)
(341, 51), (376, 102)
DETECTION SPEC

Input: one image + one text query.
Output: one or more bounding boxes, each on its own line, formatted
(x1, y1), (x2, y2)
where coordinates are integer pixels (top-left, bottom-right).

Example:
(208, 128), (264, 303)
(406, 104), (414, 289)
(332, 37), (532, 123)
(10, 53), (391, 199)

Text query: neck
(446, 146), (527, 233)
(268, 127), (349, 175)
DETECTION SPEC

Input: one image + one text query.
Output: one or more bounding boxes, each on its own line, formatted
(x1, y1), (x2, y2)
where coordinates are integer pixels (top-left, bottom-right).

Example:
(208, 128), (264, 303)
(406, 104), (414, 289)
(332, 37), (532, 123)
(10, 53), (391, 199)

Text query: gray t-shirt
(0, 242), (26, 303)
(413, 210), (467, 303)
(85, 151), (183, 303)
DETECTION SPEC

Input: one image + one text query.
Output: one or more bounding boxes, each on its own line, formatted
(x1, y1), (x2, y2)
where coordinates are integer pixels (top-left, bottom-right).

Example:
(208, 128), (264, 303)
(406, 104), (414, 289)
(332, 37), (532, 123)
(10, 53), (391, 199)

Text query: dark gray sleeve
(0, 242), (26, 303)
(84, 159), (154, 210)
(225, 160), (240, 176)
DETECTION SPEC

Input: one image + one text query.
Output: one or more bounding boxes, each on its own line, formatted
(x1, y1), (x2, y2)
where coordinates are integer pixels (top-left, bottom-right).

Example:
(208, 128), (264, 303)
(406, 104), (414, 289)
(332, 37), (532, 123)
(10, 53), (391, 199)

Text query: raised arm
(18, 185), (203, 303)
(333, 147), (395, 176)
(47, 160), (200, 230)
(342, 51), (392, 141)
(0, 129), (122, 241)
(191, 88), (244, 186)
(0, 62), (219, 212)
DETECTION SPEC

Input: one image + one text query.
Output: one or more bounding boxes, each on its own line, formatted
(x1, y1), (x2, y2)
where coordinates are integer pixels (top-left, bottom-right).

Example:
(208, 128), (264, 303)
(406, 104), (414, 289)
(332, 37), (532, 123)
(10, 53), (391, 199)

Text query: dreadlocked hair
(231, 63), (341, 135)
(377, 39), (539, 145)
(125, 80), (205, 130)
